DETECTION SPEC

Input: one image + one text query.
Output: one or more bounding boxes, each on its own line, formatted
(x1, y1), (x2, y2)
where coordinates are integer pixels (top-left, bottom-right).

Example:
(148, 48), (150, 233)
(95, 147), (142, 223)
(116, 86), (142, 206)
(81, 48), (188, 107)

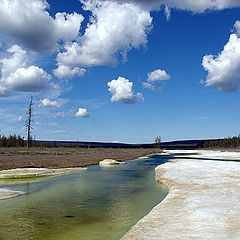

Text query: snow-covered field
(122, 150), (240, 240)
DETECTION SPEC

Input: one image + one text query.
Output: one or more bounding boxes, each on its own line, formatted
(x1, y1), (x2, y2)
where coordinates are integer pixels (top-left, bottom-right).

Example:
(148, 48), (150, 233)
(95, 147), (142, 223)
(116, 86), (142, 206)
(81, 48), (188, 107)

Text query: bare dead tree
(155, 136), (161, 148)
(26, 96), (33, 147)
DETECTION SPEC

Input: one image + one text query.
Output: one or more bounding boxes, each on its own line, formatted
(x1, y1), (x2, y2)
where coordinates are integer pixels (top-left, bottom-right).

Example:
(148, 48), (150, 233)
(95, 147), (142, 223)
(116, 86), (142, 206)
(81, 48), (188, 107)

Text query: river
(0, 156), (168, 240)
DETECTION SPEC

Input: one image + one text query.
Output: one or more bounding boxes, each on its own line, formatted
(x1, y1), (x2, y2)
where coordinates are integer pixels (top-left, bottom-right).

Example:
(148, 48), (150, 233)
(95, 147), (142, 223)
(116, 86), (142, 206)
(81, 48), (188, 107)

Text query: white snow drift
(122, 150), (240, 240)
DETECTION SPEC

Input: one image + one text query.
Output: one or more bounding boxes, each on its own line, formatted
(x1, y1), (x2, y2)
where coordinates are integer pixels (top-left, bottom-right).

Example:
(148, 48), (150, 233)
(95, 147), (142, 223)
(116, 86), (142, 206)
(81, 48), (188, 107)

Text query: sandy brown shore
(0, 147), (160, 170)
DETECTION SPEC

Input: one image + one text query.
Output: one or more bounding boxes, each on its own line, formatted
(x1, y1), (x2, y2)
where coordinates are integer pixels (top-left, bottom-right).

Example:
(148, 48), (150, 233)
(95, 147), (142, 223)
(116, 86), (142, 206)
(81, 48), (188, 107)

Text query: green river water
(0, 156), (168, 240)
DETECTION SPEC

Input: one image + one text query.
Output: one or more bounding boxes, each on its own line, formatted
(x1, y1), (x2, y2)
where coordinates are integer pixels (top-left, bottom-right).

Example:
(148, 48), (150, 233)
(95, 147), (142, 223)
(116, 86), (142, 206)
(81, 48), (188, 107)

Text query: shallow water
(0, 156), (168, 240)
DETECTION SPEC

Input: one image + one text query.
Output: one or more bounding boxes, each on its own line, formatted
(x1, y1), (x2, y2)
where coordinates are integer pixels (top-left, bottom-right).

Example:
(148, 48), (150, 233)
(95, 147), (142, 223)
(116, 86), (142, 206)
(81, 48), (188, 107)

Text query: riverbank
(122, 150), (240, 240)
(0, 147), (160, 170)
(0, 167), (87, 200)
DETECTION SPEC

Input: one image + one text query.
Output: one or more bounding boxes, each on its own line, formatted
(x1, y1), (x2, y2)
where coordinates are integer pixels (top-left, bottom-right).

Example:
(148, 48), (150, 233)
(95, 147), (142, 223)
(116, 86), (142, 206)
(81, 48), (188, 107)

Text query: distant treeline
(3, 134), (240, 149)
(200, 136), (240, 149)
(0, 135), (154, 148)
(0, 135), (72, 148)
(0, 135), (51, 148)
(0, 135), (25, 147)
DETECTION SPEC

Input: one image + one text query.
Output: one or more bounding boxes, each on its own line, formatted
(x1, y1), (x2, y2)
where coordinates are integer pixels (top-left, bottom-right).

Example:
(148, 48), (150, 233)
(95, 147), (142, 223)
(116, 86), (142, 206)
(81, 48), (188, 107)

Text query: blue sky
(0, 0), (240, 143)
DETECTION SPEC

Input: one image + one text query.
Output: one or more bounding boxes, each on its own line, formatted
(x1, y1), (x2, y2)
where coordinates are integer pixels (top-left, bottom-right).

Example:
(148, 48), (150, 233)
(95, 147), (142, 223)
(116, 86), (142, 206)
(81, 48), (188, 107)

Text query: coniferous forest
(200, 135), (240, 149)
(0, 135), (25, 147)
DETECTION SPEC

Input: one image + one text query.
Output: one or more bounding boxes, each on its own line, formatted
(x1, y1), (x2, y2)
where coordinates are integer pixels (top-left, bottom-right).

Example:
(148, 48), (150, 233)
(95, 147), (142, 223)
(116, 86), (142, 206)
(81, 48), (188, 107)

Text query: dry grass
(0, 147), (161, 170)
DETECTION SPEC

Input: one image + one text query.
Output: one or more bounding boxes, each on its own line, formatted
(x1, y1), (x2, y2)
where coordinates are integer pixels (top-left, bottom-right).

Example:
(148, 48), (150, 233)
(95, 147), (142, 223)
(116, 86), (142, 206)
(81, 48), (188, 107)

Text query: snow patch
(99, 159), (126, 166)
(166, 149), (240, 160)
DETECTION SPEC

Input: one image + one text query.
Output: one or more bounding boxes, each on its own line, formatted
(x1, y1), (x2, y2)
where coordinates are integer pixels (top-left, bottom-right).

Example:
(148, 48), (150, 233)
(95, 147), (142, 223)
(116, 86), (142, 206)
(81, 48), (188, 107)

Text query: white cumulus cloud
(202, 23), (240, 92)
(113, 0), (240, 12)
(143, 68), (170, 90)
(39, 98), (61, 108)
(6, 66), (51, 92)
(165, 0), (240, 12)
(0, 45), (51, 94)
(53, 65), (86, 79)
(0, 0), (83, 52)
(54, 12), (83, 42)
(148, 69), (171, 82)
(0, 45), (27, 79)
(108, 76), (143, 104)
(57, 0), (152, 68)
(75, 108), (90, 118)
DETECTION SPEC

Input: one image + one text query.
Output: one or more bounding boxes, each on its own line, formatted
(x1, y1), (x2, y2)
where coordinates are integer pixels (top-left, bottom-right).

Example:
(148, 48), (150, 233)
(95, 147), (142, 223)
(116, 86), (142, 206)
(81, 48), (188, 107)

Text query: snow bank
(122, 158), (240, 240)
(166, 149), (240, 160)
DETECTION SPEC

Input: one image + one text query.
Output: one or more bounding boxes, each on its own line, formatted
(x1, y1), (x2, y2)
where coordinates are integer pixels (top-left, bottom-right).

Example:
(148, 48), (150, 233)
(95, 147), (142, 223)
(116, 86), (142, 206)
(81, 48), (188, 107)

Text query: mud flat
(122, 151), (240, 240)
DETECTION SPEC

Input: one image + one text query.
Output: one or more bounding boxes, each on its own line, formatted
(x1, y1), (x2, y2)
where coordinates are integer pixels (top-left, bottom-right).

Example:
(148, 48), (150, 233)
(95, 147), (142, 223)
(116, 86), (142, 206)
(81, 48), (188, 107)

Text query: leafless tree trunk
(26, 96), (33, 148)
(155, 136), (161, 148)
